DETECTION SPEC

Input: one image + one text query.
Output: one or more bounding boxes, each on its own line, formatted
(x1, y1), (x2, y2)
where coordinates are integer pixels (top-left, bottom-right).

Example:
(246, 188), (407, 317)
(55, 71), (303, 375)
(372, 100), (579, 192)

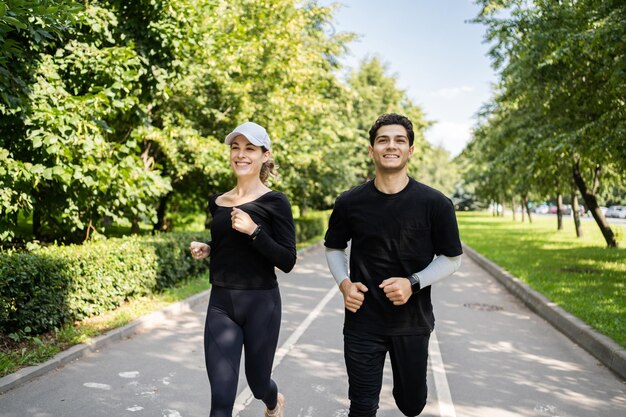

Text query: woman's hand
(231, 207), (257, 236)
(190, 241), (210, 260)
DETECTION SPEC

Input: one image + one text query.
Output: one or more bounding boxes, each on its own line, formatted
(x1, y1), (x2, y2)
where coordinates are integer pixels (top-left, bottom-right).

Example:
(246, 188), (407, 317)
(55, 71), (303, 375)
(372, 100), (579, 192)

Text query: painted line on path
(233, 284), (339, 416)
(430, 329), (457, 417)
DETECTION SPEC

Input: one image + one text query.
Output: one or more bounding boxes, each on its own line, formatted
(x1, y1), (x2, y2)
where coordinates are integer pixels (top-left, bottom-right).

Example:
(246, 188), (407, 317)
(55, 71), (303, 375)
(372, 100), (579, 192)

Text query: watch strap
(407, 273), (421, 293)
(250, 225), (262, 240)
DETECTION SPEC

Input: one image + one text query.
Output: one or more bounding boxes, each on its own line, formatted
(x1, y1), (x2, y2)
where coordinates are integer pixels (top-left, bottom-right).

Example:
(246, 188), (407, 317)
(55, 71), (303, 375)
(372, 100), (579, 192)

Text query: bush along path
(0, 231), (211, 378)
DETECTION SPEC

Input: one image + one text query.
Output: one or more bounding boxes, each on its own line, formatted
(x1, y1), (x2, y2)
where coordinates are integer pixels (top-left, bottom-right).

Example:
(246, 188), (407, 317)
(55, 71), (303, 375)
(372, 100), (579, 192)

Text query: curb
(0, 242), (325, 395)
(463, 242), (626, 381)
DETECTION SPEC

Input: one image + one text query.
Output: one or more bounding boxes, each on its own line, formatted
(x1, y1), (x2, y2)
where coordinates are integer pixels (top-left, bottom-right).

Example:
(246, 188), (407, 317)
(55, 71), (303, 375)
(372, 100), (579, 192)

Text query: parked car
(606, 205), (625, 218)
(533, 204), (550, 214)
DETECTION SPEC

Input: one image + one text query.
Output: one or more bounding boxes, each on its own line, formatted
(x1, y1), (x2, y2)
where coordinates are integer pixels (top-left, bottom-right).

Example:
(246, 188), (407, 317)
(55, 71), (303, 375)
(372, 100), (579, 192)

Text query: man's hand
(339, 279), (368, 313)
(379, 277), (413, 305)
(190, 241), (210, 260)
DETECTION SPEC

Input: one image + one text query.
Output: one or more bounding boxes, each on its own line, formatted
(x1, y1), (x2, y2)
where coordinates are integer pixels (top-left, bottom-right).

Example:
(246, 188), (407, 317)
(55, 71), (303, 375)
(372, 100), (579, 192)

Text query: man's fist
(339, 279), (369, 313)
(379, 277), (412, 305)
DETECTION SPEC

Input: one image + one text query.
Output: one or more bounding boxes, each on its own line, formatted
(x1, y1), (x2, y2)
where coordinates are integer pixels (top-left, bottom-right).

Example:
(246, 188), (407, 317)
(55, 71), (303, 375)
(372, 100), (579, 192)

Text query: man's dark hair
(368, 113), (414, 146)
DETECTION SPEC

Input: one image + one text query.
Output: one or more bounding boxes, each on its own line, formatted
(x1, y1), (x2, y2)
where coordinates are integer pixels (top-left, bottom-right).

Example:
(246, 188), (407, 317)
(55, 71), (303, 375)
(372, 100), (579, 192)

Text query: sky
(321, 0), (498, 157)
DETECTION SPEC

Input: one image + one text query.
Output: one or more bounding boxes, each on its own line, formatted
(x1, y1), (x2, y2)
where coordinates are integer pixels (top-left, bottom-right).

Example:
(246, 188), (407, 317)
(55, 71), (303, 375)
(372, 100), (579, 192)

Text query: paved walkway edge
(0, 289), (210, 395)
(0, 242), (324, 395)
(463, 242), (626, 381)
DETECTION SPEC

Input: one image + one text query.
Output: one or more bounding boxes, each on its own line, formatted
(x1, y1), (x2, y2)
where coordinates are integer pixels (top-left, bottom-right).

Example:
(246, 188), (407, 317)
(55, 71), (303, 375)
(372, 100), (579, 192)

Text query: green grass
(0, 274), (210, 378)
(457, 212), (626, 349)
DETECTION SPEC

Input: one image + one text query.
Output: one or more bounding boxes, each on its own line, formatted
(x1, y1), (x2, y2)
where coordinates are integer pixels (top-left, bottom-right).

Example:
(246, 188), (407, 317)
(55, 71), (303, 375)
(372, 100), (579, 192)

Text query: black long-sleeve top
(208, 191), (297, 289)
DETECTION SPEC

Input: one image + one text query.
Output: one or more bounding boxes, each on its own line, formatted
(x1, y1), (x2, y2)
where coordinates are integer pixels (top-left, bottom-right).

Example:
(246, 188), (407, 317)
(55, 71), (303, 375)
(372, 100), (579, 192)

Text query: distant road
(531, 212), (626, 225)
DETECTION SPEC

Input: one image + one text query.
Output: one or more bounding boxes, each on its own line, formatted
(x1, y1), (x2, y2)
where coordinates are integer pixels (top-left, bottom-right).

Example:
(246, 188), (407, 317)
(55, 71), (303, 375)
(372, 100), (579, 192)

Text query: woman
(190, 122), (296, 417)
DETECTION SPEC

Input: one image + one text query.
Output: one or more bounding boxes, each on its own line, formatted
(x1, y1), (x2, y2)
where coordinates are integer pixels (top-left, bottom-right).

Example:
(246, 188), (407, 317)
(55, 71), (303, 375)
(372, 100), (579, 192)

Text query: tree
(471, 0), (625, 247)
(0, 0), (80, 241)
(345, 57), (431, 184)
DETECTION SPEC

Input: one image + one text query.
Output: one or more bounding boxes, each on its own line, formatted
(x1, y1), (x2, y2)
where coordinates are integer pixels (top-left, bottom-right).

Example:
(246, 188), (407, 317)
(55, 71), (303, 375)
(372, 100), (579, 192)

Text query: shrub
(0, 232), (210, 335)
(294, 210), (330, 243)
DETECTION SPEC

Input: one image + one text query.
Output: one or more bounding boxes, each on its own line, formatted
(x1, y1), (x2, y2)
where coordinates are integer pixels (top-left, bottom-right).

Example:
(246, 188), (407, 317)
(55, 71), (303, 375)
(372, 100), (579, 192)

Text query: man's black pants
(344, 331), (430, 417)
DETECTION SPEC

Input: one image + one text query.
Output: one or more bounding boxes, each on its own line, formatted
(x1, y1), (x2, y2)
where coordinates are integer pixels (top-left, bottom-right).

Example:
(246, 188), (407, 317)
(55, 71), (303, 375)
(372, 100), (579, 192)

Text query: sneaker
(264, 392), (285, 417)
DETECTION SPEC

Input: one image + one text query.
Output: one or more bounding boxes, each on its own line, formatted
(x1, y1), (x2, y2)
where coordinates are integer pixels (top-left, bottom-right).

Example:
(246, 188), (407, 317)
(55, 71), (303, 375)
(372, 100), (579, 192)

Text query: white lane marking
(162, 410), (182, 417)
(83, 382), (112, 390)
(126, 405), (144, 411)
(119, 371), (140, 378)
(233, 285), (339, 416)
(429, 330), (457, 417)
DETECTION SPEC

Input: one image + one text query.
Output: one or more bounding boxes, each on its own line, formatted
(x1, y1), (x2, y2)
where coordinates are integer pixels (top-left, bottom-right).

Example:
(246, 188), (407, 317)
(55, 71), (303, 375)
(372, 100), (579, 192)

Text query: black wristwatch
(250, 225), (262, 240)
(407, 273), (421, 293)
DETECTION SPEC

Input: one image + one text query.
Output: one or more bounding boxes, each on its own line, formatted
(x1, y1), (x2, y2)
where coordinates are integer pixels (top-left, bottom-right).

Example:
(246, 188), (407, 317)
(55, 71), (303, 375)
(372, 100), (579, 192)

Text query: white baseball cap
(224, 122), (271, 150)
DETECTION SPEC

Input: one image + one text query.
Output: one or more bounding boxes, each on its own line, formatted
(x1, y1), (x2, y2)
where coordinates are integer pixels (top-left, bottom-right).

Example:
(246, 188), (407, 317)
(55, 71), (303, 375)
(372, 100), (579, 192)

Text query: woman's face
(229, 135), (269, 178)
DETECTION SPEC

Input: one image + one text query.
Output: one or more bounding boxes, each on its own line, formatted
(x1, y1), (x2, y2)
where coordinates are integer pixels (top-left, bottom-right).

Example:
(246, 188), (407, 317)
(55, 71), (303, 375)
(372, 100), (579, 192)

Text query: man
(324, 113), (463, 416)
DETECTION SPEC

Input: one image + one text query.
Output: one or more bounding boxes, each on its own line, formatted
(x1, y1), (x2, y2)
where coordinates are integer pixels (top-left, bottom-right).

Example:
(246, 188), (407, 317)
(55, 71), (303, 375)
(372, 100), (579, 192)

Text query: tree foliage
(464, 0), (625, 247)
(0, 0), (440, 244)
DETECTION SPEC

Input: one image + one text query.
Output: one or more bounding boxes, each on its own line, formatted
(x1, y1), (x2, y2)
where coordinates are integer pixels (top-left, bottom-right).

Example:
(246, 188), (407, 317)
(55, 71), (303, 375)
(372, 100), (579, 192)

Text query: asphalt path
(0, 244), (624, 416)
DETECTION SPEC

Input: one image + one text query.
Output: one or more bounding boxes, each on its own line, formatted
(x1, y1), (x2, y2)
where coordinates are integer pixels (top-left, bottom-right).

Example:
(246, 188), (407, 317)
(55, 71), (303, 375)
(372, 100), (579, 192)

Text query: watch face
(410, 275), (420, 293)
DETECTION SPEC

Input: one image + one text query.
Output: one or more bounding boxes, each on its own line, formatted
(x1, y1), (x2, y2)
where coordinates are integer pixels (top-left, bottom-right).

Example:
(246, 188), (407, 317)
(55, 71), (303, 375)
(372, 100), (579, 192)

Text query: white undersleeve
(416, 253), (462, 288)
(324, 247), (462, 288)
(325, 247), (350, 286)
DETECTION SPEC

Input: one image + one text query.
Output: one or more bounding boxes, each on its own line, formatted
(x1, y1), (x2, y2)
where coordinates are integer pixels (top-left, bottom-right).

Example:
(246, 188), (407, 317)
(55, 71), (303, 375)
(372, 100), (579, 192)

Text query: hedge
(0, 232), (210, 335)
(294, 210), (330, 243)
(0, 210), (330, 337)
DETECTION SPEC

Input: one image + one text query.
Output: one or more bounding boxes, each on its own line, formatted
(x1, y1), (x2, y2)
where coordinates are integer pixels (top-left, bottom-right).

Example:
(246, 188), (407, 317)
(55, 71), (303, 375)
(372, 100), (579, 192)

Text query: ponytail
(260, 149), (276, 184)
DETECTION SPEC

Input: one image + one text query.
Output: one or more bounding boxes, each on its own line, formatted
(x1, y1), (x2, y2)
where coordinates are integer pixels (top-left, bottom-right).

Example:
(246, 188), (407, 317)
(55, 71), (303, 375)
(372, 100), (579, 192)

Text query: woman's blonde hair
(260, 148), (276, 184)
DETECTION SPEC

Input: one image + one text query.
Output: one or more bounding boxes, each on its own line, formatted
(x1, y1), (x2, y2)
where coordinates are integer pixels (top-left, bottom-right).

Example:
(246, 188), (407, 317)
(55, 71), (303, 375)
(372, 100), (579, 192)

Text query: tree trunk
(33, 205), (42, 240)
(572, 160), (617, 247)
(512, 197), (516, 221)
(570, 176), (582, 238)
(524, 195), (532, 223)
(131, 218), (140, 234)
(520, 196), (525, 222)
(154, 191), (172, 232)
(556, 193), (563, 230)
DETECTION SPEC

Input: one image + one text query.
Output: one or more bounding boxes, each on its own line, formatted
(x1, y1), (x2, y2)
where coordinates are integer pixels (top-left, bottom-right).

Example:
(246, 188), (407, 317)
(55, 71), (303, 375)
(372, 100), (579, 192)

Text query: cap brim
(224, 131), (265, 147)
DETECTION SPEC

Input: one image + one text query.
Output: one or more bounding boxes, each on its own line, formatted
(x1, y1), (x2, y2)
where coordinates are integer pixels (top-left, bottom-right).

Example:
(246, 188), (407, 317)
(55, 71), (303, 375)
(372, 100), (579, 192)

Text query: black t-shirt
(324, 178), (463, 335)
(209, 191), (297, 289)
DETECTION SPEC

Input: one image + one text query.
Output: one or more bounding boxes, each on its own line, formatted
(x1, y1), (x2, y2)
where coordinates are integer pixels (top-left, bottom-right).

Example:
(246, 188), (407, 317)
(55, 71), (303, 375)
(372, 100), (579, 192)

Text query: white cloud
(425, 121), (471, 157)
(430, 86), (475, 99)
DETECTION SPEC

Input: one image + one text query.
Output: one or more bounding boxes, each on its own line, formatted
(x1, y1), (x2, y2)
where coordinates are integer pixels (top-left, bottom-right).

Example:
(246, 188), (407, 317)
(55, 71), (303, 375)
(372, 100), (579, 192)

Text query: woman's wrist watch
(407, 273), (421, 293)
(250, 225), (262, 240)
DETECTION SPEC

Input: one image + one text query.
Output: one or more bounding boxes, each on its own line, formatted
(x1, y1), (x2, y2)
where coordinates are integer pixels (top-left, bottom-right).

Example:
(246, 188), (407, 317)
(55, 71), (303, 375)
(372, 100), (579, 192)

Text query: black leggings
(204, 286), (282, 417)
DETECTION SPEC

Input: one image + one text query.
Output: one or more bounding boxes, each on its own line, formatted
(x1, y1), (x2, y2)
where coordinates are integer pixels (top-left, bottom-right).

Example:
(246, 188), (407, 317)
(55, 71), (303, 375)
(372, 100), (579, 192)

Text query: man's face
(368, 124), (414, 172)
